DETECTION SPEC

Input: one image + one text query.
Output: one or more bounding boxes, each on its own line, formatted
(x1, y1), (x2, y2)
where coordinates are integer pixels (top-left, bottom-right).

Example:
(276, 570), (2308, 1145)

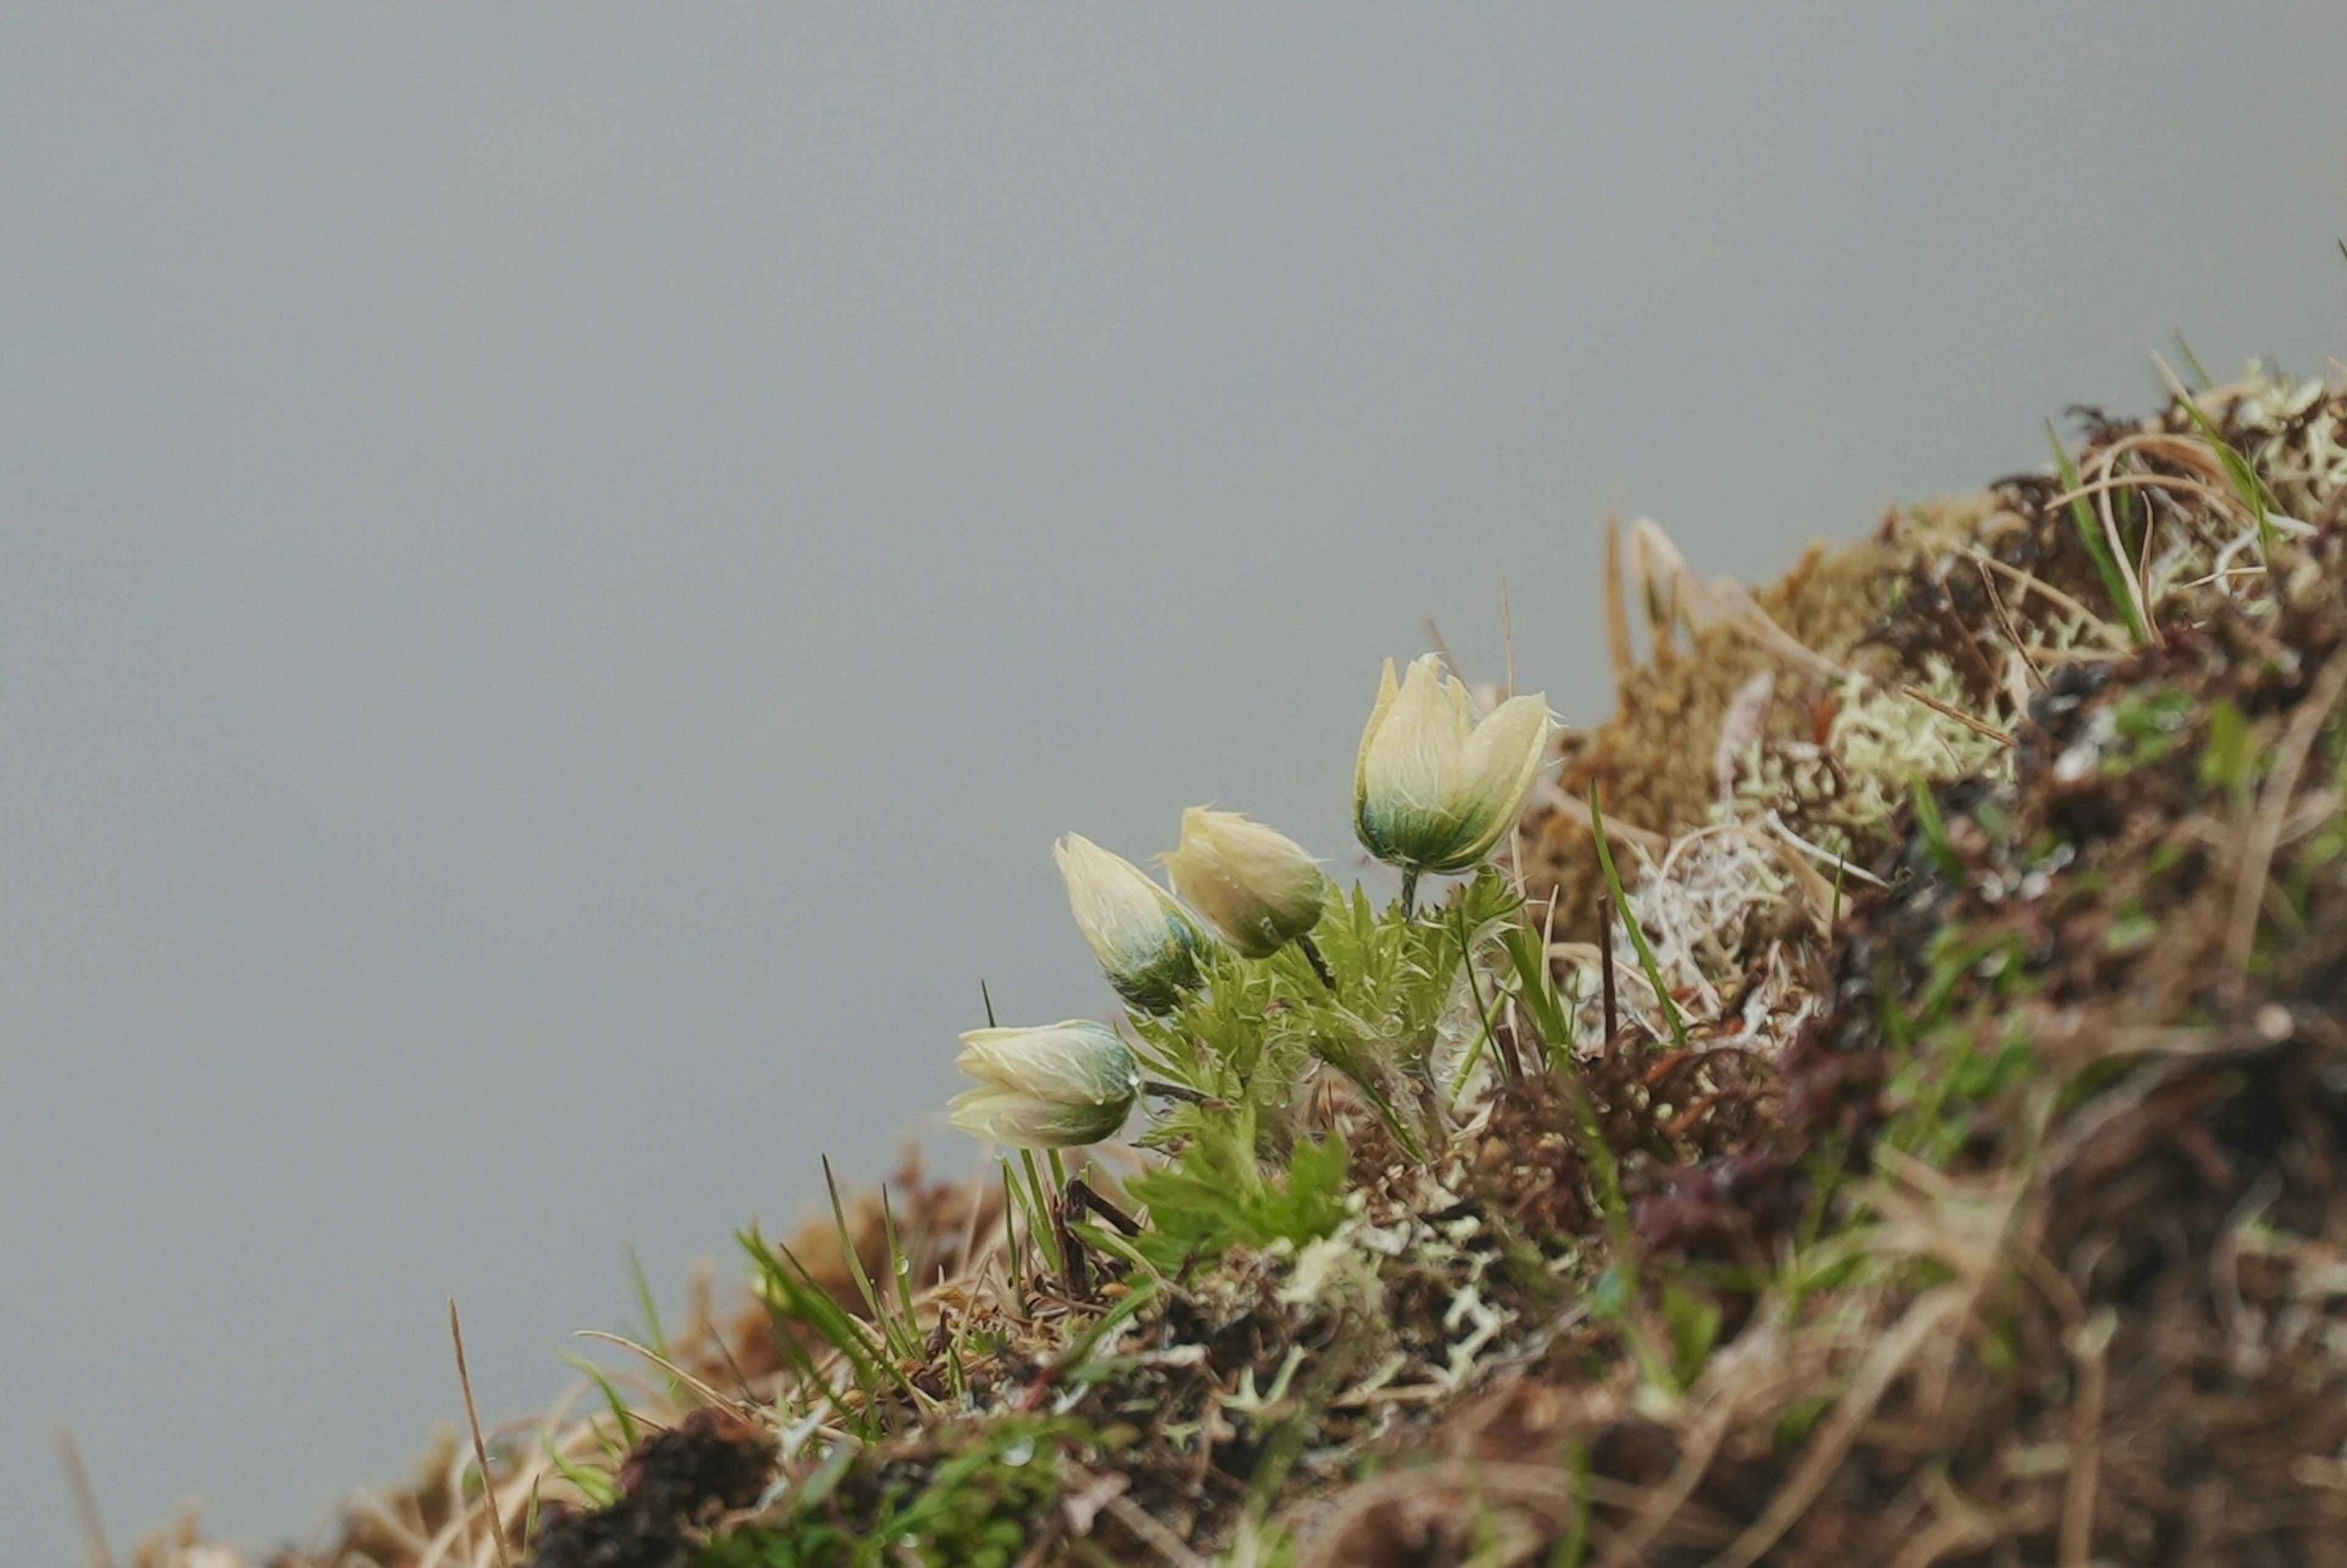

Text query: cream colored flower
(1055, 832), (1207, 1013)
(1354, 654), (1553, 876)
(949, 1020), (1139, 1148)
(1162, 807), (1325, 959)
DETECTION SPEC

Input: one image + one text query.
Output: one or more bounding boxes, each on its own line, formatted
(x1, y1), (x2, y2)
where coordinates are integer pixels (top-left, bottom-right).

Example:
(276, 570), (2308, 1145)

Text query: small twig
(449, 1299), (513, 1568)
(2060, 1311), (2118, 1567)
(1065, 1176), (1143, 1237)
(1295, 932), (1339, 991)
(1053, 1186), (1091, 1302)
(56, 1429), (116, 1568)
(1139, 1079), (1224, 1108)
(1955, 545), (2129, 648)
(1974, 557), (2045, 687)
(1897, 684), (2015, 747)
(1762, 811), (1889, 888)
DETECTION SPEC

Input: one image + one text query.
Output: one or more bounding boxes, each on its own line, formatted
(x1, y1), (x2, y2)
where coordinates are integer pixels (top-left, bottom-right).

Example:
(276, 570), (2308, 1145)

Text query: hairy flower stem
(1296, 933), (1339, 991)
(1399, 868), (1420, 919)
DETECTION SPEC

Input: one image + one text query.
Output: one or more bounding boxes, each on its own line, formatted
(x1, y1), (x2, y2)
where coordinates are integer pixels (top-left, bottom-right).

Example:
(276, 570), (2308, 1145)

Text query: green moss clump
(692, 1420), (1079, 1568)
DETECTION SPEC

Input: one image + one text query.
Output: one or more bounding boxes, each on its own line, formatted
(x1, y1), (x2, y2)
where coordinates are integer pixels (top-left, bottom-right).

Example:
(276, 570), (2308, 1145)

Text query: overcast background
(2, 7), (2343, 1560)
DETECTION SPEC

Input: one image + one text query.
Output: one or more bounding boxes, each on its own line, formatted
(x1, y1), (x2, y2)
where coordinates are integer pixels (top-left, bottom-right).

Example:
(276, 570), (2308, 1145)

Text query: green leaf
(1127, 1111), (1348, 1270)
(556, 1352), (641, 1452)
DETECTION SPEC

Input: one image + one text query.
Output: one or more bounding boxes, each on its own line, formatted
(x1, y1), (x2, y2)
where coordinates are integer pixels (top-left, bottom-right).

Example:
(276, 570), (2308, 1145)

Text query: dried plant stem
(449, 1298), (513, 1568)
(1897, 683), (2015, 747)
(1955, 544), (2128, 650)
(2052, 469), (2246, 522)
(2060, 1311), (2117, 1567)
(55, 1429), (115, 1568)
(1604, 513), (1636, 692)
(2226, 645), (2347, 977)
(573, 1330), (743, 1413)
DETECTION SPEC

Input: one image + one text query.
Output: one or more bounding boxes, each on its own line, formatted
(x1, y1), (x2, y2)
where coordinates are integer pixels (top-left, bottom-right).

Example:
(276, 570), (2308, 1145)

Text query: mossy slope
(148, 367), (2347, 1568)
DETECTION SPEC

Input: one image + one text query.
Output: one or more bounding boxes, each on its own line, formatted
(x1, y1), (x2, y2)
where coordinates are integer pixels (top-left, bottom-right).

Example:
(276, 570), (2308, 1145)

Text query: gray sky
(2, 7), (2342, 1559)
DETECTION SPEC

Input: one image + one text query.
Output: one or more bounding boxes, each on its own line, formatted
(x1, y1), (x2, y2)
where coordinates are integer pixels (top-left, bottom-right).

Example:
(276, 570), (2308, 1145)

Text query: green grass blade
(876, 1186), (922, 1361)
(1071, 1218), (1161, 1282)
(2172, 332), (2215, 390)
(556, 1352), (641, 1451)
(1017, 1148), (1065, 1275)
(537, 1427), (620, 1509)
(737, 1227), (854, 1413)
(1499, 921), (1626, 1233)
(2046, 421), (2150, 646)
(622, 1247), (686, 1405)
(998, 1159), (1028, 1287)
(820, 1156), (889, 1327)
(624, 1248), (669, 1361)
(1445, 900), (1508, 1106)
(1498, 918), (1667, 1391)
(624, 1248), (671, 1361)
(737, 1223), (909, 1432)
(1589, 789), (1688, 1048)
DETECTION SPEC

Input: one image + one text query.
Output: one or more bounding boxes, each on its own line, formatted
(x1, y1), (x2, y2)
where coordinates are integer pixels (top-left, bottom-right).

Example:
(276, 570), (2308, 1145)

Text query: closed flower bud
(1162, 807), (1326, 959)
(1054, 832), (1207, 1013)
(1354, 654), (1554, 876)
(949, 1020), (1140, 1148)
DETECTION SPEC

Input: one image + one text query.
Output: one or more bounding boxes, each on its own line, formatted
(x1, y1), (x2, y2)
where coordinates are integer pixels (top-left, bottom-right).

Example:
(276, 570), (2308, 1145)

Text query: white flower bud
(1055, 832), (1207, 1013)
(1354, 654), (1554, 876)
(948, 1021), (1140, 1148)
(1161, 807), (1326, 959)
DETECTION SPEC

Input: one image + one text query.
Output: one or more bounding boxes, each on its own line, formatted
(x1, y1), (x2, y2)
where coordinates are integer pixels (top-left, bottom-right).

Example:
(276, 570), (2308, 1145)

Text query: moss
(693, 1421), (1079, 1568)
(207, 368), (2347, 1568)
